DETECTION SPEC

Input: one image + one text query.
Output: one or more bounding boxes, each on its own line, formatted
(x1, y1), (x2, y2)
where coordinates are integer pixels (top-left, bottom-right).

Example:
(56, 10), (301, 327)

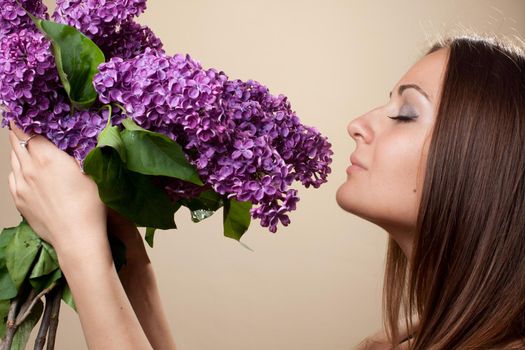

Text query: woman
(6, 34), (525, 349)
(341, 35), (525, 349)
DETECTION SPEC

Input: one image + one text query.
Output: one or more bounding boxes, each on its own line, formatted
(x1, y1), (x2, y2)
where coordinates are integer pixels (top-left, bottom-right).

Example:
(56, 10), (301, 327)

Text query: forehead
(395, 48), (449, 103)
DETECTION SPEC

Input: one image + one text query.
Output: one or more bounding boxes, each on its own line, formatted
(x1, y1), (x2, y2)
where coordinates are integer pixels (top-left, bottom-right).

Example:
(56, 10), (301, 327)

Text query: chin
(336, 182), (376, 224)
(335, 181), (354, 213)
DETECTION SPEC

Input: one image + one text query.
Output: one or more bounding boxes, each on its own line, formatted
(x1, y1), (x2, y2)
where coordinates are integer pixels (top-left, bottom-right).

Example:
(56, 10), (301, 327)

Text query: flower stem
(0, 282), (58, 350)
(112, 102), (129, 118)
(0, 293), (21, 350)
(16, 283), (57, 327)
(99, 104), (114, 128)
(45, 284), (63, 350)
(34, 292), (55, 350)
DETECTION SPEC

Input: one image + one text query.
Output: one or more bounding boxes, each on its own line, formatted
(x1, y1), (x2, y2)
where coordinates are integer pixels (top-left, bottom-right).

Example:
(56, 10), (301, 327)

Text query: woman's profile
(6, 33), (525, 349)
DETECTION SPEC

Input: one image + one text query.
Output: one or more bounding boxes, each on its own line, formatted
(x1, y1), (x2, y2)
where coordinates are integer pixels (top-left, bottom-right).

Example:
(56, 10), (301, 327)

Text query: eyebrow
(389, 84), (431, 102)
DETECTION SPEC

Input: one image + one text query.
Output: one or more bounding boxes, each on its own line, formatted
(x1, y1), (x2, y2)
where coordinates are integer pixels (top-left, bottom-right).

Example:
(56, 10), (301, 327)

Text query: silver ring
(19, 134), (38, 149)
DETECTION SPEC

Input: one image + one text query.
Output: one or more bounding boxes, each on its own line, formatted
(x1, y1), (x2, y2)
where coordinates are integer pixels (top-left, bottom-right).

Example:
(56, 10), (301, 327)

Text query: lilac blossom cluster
(51, 0), (164, 60)
(94, 50), (333, 232)
(0, 24), (110, 161)
(0, 0), (48, 36)
(96, 21), (164, 60)
(0, 0), (333, 232)
(52, 0), (147, 37)
(0, 0), (158, 160)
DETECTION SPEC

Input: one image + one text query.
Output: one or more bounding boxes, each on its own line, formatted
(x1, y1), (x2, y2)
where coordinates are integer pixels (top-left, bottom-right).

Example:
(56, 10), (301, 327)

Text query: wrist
(54, 235), (113, 275)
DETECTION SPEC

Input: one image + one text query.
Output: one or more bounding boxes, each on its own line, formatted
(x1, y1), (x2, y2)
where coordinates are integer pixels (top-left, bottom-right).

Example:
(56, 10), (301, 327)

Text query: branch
(16, 283), (57, 327)
(0, 282), (57, 350)
(0, 296), (20, 350)
(34, 292), (55, 350)
(46, 285), (63, 350)
(15, 288), (37, 324)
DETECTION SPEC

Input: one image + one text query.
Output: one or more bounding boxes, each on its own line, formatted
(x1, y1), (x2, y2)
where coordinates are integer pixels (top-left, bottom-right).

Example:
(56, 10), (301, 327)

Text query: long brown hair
(383, 34), (525, 349)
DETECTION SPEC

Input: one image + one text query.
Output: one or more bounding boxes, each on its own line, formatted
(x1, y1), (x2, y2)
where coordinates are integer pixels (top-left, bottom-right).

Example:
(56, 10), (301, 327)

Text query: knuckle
(14, 184), (26, 200)
(24, 168), (37, 182)
(13, 193), (23, 208)
(37, 153), (52, 167)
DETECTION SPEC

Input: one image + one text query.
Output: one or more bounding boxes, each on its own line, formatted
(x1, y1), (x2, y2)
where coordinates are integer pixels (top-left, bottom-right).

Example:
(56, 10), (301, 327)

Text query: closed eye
(388, 115), (418, 123)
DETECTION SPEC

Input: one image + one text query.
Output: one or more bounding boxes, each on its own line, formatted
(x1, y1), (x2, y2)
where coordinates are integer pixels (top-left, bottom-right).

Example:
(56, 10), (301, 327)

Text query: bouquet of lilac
(0, 0), (332, 348)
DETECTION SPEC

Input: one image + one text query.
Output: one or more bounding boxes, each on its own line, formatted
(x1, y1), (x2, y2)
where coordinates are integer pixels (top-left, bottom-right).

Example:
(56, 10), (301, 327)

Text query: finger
(8, 120), (52, 149)
(8, 130), (30, 168)
(10, 149), (24, 181)
(9, 121), (59, 163)
(9, 120), (31, 139)
(7, 172), (17, 202)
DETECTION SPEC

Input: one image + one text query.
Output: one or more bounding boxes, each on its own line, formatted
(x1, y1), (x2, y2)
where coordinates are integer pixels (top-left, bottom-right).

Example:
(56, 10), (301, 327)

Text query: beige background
(0, 0), (523, 349)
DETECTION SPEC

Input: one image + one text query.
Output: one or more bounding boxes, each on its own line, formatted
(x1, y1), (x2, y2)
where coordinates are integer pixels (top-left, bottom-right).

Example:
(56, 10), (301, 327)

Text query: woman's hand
(6, 123), (173, 349)
(6, 121), (108, 255)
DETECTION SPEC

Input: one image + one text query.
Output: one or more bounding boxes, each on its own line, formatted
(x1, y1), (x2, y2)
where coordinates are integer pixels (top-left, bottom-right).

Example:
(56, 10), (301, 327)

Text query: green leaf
(223, 198), (252, 241)
(28, 242), (62, 292)
(183, 190), (223, 211)
(29, 269), (62, 294)
(0, 227), (16, 254)
(97, 124), (127, 162)
(30, 242), (59, 279)
(181, 189), (224, 223)
(62, 283), (76, 312)
(11, 298), (44, 350)
(145, 227), (156, 248)
(84, 147), (179, 229)
(0, 227), (17, 300)
(0, 265), (17, 301)
(108, 234), (127, 272)
(28, 240), (61, 293)
(33, 20), (105, 110)
(41, 242), (59, 266)
(5, 222), (42, 290)
(120, 128), (203, 185)
(0, 299), (10, 338)
(121, 118), (146, 131)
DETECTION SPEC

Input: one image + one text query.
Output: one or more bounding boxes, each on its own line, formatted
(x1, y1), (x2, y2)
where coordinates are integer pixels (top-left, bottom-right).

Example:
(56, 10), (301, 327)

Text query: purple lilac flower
(96, 21), (164, 59)
(52, 0), (147, 37)
(0, 1), (333, 232)
(220, 79), (333, 190)
(49, 108), (113, 162)
(0, 28), (112, 162)
(0, 0), (49, 36)
(94, 50), (333, 232)
(94, 48), (228, 139)
(0, 28), (63, 132)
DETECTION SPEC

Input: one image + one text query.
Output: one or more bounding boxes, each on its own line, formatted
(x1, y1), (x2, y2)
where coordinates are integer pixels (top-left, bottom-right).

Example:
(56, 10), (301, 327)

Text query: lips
(350, 154), (367, 170)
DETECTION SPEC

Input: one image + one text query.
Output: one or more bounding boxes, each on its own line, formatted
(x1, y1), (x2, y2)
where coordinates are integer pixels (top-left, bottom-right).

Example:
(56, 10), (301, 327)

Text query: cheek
(336, 133), (428, 227)
(372, 133), (429, 214)
(373, 136), (422, 191)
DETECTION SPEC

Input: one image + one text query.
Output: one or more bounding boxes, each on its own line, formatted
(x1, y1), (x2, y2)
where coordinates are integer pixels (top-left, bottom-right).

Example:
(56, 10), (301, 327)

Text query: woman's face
(336, 48), (448, 252)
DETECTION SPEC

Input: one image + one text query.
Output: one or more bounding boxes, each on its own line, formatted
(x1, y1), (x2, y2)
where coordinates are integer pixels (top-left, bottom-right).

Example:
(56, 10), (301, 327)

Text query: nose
(347, 114), (369, 143)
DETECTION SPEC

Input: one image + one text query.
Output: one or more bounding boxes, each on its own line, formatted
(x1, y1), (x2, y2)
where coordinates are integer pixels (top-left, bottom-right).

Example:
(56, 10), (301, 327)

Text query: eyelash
(388, 115), (417, 123)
